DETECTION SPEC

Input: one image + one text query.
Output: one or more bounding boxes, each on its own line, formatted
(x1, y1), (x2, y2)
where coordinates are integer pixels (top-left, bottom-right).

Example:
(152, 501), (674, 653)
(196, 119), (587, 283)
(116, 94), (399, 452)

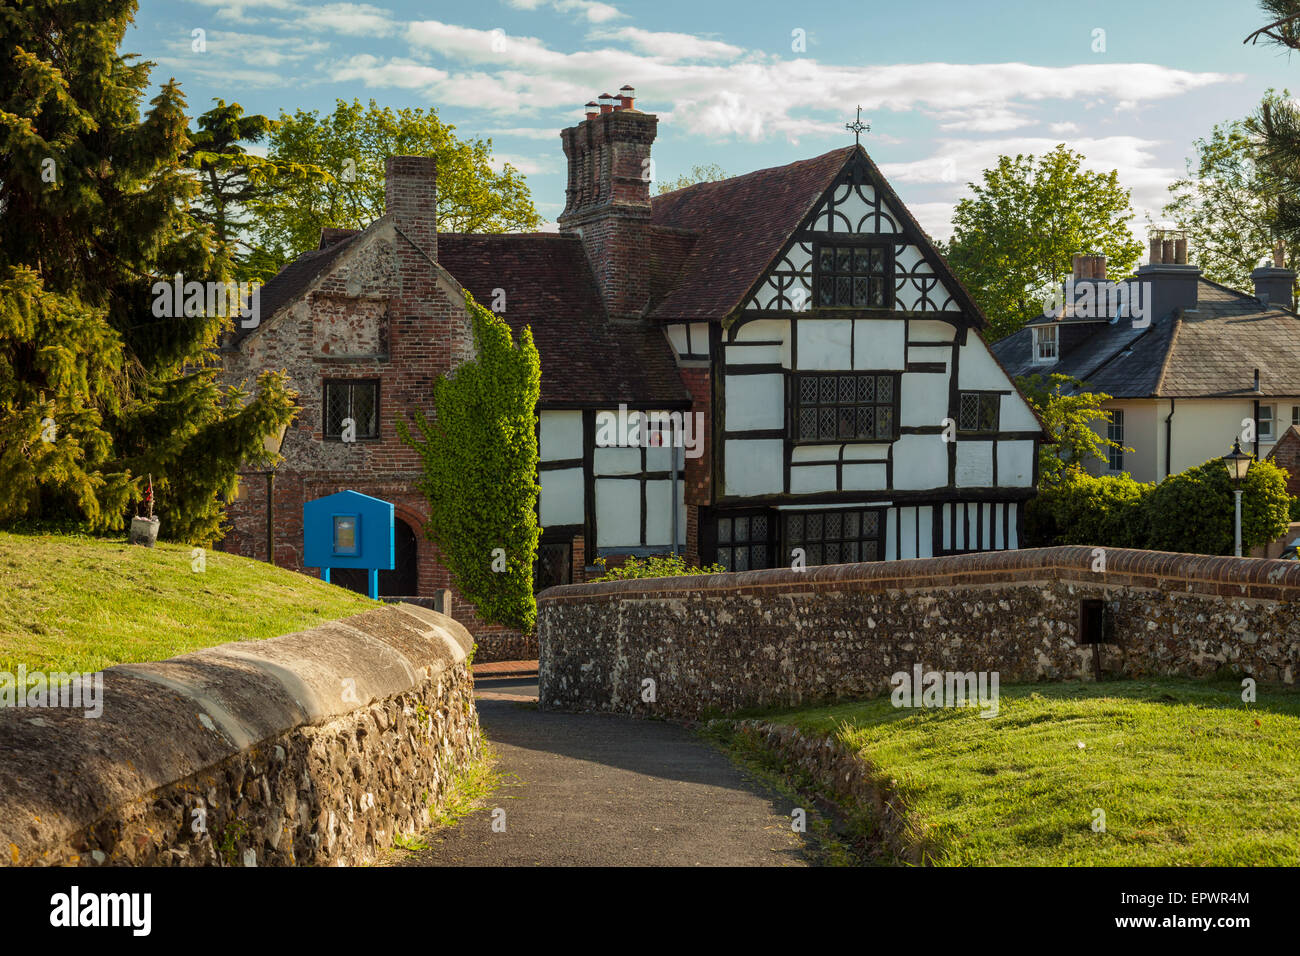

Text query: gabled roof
(993, 277), (1300, 398)
(225, 232), (360, 348)
(648, 146), (854, 323)
(436, 233), (690, 408)
(648, 144), (989, 330)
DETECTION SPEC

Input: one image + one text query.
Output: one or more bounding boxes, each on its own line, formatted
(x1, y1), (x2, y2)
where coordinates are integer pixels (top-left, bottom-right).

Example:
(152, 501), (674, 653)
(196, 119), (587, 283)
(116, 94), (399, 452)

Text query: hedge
(1026, 457), (1291, 555)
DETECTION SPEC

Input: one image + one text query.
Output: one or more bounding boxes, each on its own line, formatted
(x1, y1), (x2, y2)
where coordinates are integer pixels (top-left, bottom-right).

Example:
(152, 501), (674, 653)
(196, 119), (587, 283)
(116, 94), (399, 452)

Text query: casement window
(1107, 410), (1124, 472)
(1032, 325), (1058, 363)
(1291, 405), (1299, 427)
(783, 508), (883, 567)
(814, 243), (893, 308)
(715, 513), (772, 572)
(323, 379), (379, 440)
(958, 392), (1000, 433)
(1259, 405), (1275, 441)
(794, 372), (899, 442)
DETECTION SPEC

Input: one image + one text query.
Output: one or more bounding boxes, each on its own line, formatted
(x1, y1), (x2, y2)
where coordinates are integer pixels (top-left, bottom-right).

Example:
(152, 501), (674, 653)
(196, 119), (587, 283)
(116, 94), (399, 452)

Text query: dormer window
(815, 243), (893, 308)
(1032, 325), (1058, 363)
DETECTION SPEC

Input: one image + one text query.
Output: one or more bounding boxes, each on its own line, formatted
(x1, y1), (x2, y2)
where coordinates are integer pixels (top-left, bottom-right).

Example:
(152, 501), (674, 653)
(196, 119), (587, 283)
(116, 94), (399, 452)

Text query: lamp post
(264, 424), (288, 565)
(1223, 439), (1252, 558)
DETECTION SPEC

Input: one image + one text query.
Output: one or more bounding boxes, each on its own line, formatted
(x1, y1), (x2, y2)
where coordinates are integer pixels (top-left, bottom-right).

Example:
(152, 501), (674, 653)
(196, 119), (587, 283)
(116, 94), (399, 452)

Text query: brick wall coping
(536, 547), (1300, 604)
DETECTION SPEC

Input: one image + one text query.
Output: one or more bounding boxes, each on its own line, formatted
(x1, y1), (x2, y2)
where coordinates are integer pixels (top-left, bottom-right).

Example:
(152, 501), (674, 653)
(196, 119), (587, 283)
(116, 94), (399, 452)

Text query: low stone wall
(537, 547), (1300, 718)
(0, 604), (480, 866)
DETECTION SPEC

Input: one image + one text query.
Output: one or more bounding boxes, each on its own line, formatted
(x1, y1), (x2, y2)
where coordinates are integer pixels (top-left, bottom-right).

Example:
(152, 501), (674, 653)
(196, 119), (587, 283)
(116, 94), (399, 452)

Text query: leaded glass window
(958, 392), (999, 433)
(816, 243), (891, 308)
(715, 512), (772, 572)
(793, 373), (899, 442)
(323, 380), (379, 439)
(783, 508), (882, 568)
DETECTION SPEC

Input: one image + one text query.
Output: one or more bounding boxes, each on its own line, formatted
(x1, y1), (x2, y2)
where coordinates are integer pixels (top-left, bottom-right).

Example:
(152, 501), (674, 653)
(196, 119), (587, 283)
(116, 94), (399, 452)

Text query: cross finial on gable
(846, 105), (869, 146)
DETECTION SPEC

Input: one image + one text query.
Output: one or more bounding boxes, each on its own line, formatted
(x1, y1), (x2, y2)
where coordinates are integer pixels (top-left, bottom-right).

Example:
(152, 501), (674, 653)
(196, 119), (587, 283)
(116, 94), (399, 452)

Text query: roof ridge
(650, 145), (856, 204)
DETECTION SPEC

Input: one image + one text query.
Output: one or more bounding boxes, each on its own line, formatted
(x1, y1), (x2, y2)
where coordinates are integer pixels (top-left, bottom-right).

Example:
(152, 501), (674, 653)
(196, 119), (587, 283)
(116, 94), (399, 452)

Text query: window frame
(1106, 409), (1124, 472)
(957, 391), (1001, 434)
(1031, 325), (1058, 364)
(714, 509), (776, 573)
(812, 240), (895, 310)
(791, 370), (901, 445)
(781, 507), (885, 568)
(1259, 404), (1275, 442)
(322, 378), (381, 441)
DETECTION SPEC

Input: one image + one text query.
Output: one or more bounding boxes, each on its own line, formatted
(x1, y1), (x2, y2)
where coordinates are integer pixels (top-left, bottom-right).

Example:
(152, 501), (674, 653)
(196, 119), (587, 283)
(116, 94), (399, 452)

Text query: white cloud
(505, 0), (624, 24)
(300, 3), (397, 37)
(389, 23), (1239, 143)
(591, 27), (743, 61)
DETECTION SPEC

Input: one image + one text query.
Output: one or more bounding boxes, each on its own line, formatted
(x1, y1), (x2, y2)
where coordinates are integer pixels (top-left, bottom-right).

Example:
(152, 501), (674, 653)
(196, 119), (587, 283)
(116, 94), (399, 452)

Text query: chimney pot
(585, 100), (599, 120)
(598, 93), (616, 114)
(1149, 236), (1162, 265)
(1162, 239), (1175, 264)
(1174, 238), (1187, 265)
(618, 85), (635, 110)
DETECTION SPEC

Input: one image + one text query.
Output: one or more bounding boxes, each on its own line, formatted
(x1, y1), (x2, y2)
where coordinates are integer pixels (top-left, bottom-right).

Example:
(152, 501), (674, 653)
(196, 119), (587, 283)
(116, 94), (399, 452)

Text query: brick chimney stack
(385, 155), (437, 259)
(558, 85), (656, 322)
(1137, 228), (1200, 318)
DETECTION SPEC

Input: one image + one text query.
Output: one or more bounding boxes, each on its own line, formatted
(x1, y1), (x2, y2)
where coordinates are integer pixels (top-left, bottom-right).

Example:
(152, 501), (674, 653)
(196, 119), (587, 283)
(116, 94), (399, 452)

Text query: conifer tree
(0, 0), (296, 542)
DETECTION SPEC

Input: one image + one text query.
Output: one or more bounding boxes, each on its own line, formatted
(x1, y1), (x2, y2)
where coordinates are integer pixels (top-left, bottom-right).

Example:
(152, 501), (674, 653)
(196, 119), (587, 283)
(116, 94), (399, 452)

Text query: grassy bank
(742, 679), (1300, 866)
(0, 531), (376, 675)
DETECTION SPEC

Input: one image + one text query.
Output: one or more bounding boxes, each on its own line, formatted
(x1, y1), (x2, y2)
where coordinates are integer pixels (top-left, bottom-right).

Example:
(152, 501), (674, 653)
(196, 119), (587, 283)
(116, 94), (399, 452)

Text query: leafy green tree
(1025, 473), (1152, 548)
(1243, 3), (1300, 241)
(1016, 374), (1130, 487)
(398, 295), (541, 632)
(254, 99), (541, 266)
(947, 146), (1143, 341)
(185, 99), (327, 283)
(1164, 102), (1300, 291)
(656, 163), (729, 195)
(0, 0), (297, 541)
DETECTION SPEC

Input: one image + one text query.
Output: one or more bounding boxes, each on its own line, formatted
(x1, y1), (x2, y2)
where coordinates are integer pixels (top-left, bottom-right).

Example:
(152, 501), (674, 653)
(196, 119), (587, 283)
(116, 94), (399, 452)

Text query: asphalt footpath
(390, 673), (813, 867)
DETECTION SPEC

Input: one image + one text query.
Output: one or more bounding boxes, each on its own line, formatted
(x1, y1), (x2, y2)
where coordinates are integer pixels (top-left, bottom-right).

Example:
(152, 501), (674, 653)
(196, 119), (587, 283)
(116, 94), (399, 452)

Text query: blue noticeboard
(303, 490), (395, 599)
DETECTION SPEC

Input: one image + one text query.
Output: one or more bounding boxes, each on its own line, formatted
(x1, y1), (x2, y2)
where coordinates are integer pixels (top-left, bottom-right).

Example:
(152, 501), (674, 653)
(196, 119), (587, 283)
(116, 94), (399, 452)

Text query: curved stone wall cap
(535, 546), (1300, 601)
(0, 604), (472, 864)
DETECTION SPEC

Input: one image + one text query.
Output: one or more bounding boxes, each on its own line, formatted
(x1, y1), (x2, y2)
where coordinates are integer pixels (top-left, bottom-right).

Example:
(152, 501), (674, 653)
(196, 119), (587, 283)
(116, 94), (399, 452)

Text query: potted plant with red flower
(129, 474), (160, 547)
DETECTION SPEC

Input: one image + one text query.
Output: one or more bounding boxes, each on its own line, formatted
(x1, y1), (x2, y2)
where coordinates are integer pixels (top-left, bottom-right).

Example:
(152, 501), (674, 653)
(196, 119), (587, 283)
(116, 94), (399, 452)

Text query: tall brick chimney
(385, 155), (437, 259)
(558, 86), (656, 322)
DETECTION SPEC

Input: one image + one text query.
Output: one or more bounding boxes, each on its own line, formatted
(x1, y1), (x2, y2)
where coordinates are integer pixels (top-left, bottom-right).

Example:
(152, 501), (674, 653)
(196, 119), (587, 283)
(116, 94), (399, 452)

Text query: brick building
(219, 87), (1042, 660)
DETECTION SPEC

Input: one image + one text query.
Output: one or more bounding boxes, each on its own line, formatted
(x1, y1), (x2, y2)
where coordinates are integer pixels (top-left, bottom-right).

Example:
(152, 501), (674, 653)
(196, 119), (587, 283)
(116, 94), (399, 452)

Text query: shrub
(1027, 456), (1292, 555)
(589, 553), (725, 582)
(1144, 457), (1291, 555)
(1025, 472), (1152, 547)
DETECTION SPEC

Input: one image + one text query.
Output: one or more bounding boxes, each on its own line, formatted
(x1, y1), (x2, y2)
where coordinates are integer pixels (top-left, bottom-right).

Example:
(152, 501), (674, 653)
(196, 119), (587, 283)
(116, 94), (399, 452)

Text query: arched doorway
(331, 518), (419, 598)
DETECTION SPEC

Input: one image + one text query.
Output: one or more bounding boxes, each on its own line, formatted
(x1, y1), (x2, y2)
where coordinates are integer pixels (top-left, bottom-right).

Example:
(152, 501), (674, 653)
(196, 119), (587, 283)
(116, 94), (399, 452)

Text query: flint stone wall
(0, 604), (480, 866)
(538, 547), (1300, 718)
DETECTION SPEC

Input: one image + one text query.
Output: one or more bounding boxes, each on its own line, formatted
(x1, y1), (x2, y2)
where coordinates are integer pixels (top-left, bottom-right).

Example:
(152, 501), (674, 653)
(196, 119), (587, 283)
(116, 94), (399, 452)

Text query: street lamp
(1223, 439), (1252, 558)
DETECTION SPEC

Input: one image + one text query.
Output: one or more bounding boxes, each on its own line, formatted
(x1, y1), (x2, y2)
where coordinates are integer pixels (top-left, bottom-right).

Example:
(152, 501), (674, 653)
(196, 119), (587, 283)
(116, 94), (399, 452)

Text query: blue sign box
(303, 490), (395, 599)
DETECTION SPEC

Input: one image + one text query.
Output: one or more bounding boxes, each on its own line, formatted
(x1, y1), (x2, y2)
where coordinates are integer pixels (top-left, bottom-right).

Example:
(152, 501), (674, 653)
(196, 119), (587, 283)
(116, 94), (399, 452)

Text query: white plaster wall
(540, 410), (582, 462)
(891, 434), (947, 490)
(725, 439), (784, 495)
(539, 467), (584, 526)
(725, 374), (784, 431)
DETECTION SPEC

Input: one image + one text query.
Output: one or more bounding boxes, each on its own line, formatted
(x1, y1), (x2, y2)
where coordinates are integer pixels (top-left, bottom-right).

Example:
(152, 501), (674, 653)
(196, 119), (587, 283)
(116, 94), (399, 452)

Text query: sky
(126, 0), (1300, 240)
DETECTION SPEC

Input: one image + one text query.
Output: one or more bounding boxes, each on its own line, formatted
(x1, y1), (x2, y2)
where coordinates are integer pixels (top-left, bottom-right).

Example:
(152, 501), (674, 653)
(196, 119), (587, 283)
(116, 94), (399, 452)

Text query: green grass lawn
(754, 679), (1300, 866)
(0, 531), (376, 675)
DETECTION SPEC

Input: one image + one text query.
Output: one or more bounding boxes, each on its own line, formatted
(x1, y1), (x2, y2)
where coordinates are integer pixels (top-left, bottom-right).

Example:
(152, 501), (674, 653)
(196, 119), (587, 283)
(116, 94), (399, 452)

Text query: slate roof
(648, 146), (855, 323)
(437, 233), (691, 408)
(992, 277), (1300, 398)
